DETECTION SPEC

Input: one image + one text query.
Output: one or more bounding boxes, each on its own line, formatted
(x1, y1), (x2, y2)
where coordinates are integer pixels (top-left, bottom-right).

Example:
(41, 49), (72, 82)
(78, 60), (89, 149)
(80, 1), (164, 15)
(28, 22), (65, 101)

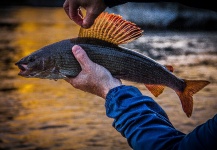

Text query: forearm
(105, 85), (185, 149)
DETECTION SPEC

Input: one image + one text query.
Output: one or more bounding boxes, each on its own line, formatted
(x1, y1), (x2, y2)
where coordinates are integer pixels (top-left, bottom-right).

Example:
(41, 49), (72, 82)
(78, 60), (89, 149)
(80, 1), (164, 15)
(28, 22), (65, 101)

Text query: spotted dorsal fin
(78, 12), (143, 45)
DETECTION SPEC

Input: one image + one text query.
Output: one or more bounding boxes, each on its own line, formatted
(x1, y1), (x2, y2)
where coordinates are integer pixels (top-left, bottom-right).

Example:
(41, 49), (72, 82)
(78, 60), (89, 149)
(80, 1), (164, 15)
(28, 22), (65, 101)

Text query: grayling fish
(15, 12), (209, 117)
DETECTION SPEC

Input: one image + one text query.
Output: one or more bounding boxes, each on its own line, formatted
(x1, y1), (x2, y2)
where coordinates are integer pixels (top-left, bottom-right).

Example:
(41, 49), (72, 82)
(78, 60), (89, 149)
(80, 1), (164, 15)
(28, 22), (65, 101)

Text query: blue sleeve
(105, 85), (217, 150)
(178, 114), (217, 150)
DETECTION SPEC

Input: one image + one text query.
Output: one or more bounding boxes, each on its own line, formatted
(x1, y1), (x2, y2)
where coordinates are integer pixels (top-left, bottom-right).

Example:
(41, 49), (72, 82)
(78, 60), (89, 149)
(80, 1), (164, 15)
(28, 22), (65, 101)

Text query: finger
(70, 8), (84, 26)
(66, 1), (83, 26)
(72, 45), (93, 70)
(82, 9), (99, 28)
(63, 0), (70, 18)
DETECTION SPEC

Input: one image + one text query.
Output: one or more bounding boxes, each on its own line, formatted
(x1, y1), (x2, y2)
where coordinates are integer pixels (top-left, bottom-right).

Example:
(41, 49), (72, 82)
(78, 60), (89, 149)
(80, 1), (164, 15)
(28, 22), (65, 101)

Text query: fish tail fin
(176, 80), (210, 117)
(145, 84), (165, 97)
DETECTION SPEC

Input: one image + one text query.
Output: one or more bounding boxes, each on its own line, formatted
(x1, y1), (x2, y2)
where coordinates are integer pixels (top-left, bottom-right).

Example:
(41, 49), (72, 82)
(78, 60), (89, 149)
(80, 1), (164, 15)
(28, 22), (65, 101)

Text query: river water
(0, 7), (217, 150)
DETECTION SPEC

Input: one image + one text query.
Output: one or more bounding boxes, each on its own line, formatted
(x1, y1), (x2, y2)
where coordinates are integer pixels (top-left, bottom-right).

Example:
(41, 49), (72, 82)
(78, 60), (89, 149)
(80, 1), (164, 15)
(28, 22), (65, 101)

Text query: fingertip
(72, 45), (82, 55)
(82, 21), (93, 29)
(82, 11), (98, 28)
(82, 17), (95, 28)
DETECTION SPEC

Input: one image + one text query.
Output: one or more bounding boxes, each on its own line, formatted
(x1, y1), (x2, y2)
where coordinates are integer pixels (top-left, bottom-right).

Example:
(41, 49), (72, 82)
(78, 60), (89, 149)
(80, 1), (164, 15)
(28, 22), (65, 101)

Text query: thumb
(72, 45), (93, 70)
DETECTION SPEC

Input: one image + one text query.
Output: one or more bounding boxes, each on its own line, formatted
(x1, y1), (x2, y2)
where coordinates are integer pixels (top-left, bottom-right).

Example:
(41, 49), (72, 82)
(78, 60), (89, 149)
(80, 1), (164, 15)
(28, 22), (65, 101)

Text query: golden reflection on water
(1, 7), (130, 150)
(13, 7), (80, 58)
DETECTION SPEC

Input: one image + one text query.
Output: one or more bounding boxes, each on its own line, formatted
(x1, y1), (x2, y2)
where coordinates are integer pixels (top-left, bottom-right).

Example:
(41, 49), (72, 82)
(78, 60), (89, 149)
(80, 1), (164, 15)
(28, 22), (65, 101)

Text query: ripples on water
(0, 7), (216, 150)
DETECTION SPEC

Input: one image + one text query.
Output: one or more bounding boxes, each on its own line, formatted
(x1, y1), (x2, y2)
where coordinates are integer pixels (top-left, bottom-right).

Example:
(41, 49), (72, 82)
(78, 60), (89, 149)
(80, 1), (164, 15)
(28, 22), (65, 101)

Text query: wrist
(101, 78), (122, 98)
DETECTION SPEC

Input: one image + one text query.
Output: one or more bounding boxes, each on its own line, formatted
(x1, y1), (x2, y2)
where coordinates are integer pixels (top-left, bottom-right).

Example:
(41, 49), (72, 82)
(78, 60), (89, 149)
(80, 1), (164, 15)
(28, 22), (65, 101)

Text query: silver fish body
(16, 37), (185, 91)
(15, 37), (210, 117)
(15, 12), (210, 117)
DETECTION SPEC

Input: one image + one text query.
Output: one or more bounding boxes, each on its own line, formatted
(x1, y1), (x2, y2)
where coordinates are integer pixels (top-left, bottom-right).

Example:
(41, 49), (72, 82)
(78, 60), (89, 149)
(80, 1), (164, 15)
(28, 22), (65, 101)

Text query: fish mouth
(15, 63), (30, 76)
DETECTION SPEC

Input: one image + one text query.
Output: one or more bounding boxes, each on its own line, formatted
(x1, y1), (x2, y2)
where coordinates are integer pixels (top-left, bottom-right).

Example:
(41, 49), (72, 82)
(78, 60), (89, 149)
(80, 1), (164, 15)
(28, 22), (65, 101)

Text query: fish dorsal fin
(78, 12), (143, 45)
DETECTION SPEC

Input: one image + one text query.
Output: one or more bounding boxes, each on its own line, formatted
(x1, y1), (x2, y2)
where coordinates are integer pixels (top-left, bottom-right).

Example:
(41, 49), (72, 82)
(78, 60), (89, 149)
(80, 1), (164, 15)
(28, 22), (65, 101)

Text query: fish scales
(78, 38), (186, 92)
(20, 37), (184, 90)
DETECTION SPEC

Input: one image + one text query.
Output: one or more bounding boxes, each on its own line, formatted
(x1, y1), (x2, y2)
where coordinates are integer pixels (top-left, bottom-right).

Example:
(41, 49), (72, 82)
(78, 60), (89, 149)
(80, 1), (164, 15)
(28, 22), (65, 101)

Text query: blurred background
(1, 0), (217, 30)
(0, 1), (217, 150)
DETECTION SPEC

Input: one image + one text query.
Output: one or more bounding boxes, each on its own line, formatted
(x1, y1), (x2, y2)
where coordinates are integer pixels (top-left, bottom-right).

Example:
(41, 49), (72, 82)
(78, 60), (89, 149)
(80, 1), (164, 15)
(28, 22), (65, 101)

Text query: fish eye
(28, 57), (35, 62)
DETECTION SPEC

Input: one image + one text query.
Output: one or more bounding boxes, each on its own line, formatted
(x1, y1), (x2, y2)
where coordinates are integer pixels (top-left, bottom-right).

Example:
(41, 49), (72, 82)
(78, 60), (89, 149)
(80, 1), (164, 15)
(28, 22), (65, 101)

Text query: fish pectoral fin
(176, 80), (210, 118)
(145, 84), (165, 97)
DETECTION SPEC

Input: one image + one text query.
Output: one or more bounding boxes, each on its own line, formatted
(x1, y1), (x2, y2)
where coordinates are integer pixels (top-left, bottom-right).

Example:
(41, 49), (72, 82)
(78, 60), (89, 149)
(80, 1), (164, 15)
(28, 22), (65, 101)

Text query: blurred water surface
(0, 7), (217, 150)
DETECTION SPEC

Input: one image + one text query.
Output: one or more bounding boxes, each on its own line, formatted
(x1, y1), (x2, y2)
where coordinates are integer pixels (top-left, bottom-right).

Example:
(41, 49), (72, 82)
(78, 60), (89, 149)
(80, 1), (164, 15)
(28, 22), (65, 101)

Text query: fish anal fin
(78, 12), (143, 45)
(145, 84), (165, 97)
(176, 80), (210, 118)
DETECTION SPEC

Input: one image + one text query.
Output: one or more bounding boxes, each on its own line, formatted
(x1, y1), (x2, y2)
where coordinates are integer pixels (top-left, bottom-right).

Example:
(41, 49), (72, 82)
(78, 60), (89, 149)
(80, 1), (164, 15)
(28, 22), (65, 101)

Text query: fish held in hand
(15, 12), (210, 117)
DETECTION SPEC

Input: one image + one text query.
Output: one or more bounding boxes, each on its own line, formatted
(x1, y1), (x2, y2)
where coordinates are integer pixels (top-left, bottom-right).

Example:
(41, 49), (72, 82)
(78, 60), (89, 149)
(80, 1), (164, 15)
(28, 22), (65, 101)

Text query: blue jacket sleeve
(105, 85), (217, 150)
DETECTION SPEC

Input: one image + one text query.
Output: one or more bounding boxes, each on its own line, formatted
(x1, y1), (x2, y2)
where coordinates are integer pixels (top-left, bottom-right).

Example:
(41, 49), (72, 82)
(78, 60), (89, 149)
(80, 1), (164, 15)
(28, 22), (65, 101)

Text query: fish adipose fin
(78, 12), (143, 45)
(176, 80), (210, 118)
(165, 65), (174, 72)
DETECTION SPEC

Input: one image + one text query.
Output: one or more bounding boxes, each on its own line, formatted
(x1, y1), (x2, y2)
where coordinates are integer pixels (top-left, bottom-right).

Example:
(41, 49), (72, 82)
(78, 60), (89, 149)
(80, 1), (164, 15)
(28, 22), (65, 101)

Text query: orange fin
(165, 65), (174, 72)
(78, 12), (143, 45)
(176, 80), (210, 117)
(145, 84), (165, 97)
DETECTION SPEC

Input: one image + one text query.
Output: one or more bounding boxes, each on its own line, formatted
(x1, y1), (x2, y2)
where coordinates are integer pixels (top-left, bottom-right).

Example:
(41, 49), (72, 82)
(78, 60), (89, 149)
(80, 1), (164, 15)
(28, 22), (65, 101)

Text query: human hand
(63, 0), (107, 28)
(65, 45), (122, 99)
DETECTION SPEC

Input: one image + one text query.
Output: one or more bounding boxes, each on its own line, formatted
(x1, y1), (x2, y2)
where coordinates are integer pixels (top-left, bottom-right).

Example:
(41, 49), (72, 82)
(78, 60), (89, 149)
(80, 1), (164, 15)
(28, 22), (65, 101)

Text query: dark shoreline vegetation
(1, 2), (217, 30)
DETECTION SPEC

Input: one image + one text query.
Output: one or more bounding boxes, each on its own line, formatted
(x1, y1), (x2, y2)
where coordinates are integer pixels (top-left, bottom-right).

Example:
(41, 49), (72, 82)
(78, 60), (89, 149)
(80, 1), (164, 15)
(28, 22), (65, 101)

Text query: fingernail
(73, 45), (81, 54)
